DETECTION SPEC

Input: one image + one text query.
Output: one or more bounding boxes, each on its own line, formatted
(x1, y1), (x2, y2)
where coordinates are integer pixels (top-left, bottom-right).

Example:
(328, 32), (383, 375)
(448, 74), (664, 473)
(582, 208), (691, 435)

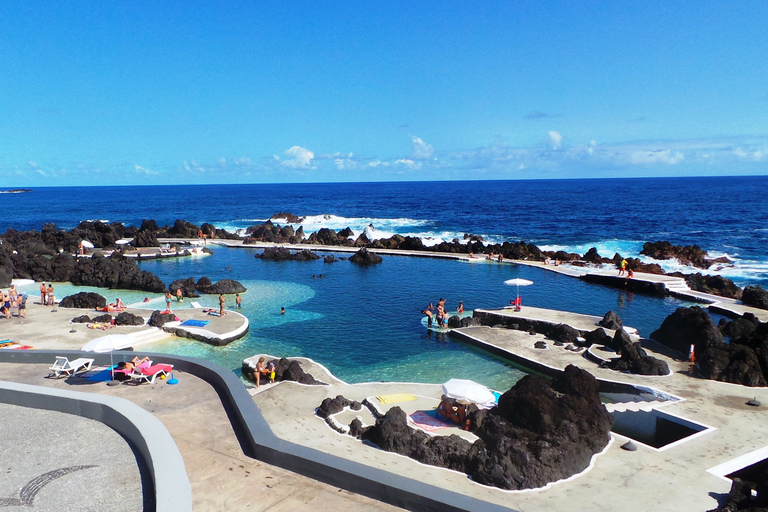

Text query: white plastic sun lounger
(129, 364), (173, 384)
(48, 357), (95, 378)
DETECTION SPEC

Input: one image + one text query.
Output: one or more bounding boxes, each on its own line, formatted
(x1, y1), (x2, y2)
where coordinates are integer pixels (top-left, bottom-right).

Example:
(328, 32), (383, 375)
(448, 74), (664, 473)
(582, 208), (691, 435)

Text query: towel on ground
(409, 410), (451, 431)
(376, 393), (417, 404)
(180, 319), (210, 327)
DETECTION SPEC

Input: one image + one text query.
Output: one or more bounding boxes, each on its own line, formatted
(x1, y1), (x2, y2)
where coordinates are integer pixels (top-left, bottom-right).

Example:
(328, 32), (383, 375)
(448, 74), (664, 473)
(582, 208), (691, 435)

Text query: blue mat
(180, 319), (210, 327)
(87, 366), (118, 382)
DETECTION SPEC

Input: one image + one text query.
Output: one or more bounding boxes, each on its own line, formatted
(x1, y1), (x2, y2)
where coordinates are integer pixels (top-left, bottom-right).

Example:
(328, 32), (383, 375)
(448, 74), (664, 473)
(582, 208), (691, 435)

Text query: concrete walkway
(0, 363), (403, 512)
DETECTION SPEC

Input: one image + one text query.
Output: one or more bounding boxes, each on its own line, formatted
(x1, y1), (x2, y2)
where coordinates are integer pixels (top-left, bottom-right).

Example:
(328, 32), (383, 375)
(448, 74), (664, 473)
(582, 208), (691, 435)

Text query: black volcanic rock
(195, 278), (246, 294)
(114, 311), (145, 326)
(582, 247), (603, 263)
(59, 292), (107, 309)
(606, 329), (670, 376)
(316, 395), (359, 418)
(255, 358), (325, 385)
(670, 272), (742, 300)
(349, 247), (382, 265)
(698, 343), (768, 387)
(71, 315), (91, 323)
(256, 247), (320, 261)
(742, 285), (768, 310)
(359, 364), (612, 491)
(583, 327), (612, 348)
(256, 247), (292, 261)
(362, 407), (429, 455)
(473, 365), (613, 490)
(549, 323), (580, 344)
(721, 315), (759, 340)
(70, 254), (165, 292)
(599, 311), (623, 330)
(650, 306), (724, 355)
(308, 228), (339, 245)
(291, 249), (321, 261)
(169, 277), (198, 297)
(149, 310), (176, 327)
(270, 212), (303, 223)
(132, 229), (159, 248)
(641, 240), (730, 269)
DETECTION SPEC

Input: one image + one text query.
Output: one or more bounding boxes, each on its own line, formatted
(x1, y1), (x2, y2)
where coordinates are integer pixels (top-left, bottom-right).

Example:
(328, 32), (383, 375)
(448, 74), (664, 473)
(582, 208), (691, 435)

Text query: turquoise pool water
(26, 247), (694, 391)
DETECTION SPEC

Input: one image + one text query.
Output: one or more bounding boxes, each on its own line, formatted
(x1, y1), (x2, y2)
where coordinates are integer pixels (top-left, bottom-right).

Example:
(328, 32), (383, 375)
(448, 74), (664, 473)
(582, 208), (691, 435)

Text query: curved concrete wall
(0, 379), (191, 512)
(0, 350), (516, 512)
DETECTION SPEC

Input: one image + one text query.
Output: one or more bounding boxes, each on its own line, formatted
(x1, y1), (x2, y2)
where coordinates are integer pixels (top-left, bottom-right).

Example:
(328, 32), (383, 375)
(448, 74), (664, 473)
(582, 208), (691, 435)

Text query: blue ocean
(3, 176), (767, 390)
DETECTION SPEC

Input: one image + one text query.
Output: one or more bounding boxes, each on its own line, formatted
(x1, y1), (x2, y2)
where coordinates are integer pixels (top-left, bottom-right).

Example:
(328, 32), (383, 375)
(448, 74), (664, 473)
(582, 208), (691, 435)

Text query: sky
(1, 1), (767, 186)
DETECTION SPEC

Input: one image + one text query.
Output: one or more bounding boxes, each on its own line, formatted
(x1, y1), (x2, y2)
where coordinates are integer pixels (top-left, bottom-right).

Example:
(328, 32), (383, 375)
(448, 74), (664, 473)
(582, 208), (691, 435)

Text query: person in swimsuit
(457, 301), (464, 314)
(176, 288), (183, 302)
(235, 293), (242, 309)
(436, 395), (470, 430)
(17, 293), (27, 318)
(40, 283), (47, 306)
(47, 284), (55, 307)
(218, 293), (225, 316)
(165, 290), (172, 312)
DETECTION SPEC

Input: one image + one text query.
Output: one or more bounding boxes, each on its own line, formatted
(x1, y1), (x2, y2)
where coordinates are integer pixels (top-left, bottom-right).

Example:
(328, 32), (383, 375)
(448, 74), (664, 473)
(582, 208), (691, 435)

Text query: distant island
(0, 189), (32, 194)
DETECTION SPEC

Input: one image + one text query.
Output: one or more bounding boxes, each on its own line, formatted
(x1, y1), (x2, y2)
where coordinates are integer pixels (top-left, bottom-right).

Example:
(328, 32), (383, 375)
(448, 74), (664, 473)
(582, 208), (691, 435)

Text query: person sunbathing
(123, 356), (151, 373)
(436, 395), (470, 430)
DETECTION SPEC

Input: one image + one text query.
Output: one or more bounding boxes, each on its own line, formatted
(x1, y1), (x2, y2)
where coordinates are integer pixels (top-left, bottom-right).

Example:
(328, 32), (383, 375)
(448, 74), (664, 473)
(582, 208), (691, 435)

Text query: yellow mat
(376, 393), (417, 404)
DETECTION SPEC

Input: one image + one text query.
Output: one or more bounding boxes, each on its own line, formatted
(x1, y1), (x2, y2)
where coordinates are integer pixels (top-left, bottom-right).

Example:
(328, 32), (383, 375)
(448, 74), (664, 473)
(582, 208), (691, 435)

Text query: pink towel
(141, 364), (173, 376)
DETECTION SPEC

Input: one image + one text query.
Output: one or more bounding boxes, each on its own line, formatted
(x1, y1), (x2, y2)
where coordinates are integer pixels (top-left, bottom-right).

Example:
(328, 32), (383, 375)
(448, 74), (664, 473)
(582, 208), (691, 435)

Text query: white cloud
(278, 146), (315, 169)
(134, 164), (158, 175)
(548, 131), (563, 150)
(233, 157), (252, 167)
(627, 149), (684, 165)
(733, 148), (765, 161)
(395, 158), (421, 170)
(410, 135), (434, 159)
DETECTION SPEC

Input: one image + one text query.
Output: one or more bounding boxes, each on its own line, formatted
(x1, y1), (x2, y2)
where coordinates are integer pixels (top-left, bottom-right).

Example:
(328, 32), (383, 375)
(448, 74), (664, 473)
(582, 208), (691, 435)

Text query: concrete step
(128, 327), (172, 348)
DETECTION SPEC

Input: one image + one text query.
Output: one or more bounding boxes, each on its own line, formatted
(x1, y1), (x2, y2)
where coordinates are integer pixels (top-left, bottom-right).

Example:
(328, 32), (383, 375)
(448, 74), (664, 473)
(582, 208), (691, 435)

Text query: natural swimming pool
(32, 247), (696, 391)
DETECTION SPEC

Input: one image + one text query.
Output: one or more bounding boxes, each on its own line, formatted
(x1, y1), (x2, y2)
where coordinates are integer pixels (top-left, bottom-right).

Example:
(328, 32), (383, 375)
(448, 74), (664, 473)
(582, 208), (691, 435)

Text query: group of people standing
(1, 284), (27, 319)
(422, 298), (463, 328)
(39, 282), (54, 307)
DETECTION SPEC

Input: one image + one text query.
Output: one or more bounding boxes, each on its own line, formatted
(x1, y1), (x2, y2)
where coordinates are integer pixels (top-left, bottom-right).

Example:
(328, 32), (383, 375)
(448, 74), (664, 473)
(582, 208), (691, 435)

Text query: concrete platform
(0, 362), (403, 512)
(0, 298), (248, 351)
(0, 402), (143, 511)
(473, 306), (639, 336)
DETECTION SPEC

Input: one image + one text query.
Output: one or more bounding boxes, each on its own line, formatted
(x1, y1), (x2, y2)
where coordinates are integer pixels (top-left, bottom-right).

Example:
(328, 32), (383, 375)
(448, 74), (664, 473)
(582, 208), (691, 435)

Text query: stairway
(127, 327), (173, 349)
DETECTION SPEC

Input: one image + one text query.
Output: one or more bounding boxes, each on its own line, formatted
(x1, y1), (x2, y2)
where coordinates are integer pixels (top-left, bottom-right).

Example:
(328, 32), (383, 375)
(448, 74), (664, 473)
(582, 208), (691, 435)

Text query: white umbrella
(442, 378), (496, 406)
(504, 278), (533, 302)
(82, 334), (132, 385)
(115, 239), (132, 245)
(80, 240), (95, 249)
(81, 333), (132, 353)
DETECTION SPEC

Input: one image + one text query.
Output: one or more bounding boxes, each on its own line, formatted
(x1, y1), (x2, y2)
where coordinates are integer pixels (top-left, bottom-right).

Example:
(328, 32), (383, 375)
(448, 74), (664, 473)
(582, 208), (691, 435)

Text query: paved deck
(473, 306), (639, 335)
(0, 297), (248, 351)
(0, 402), (143, 511)
(0, 362), (403, 512)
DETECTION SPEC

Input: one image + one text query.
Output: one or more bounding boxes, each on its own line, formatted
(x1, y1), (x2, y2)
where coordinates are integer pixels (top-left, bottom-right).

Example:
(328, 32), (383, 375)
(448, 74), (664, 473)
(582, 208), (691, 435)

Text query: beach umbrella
(115, 239), (132, 245)
(80, 240), (94, 249)
(81, 333), (131, 353)
(504, 278), (533, 301)
(442, 378), (495, 406)
(82, 334), (132, 385)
